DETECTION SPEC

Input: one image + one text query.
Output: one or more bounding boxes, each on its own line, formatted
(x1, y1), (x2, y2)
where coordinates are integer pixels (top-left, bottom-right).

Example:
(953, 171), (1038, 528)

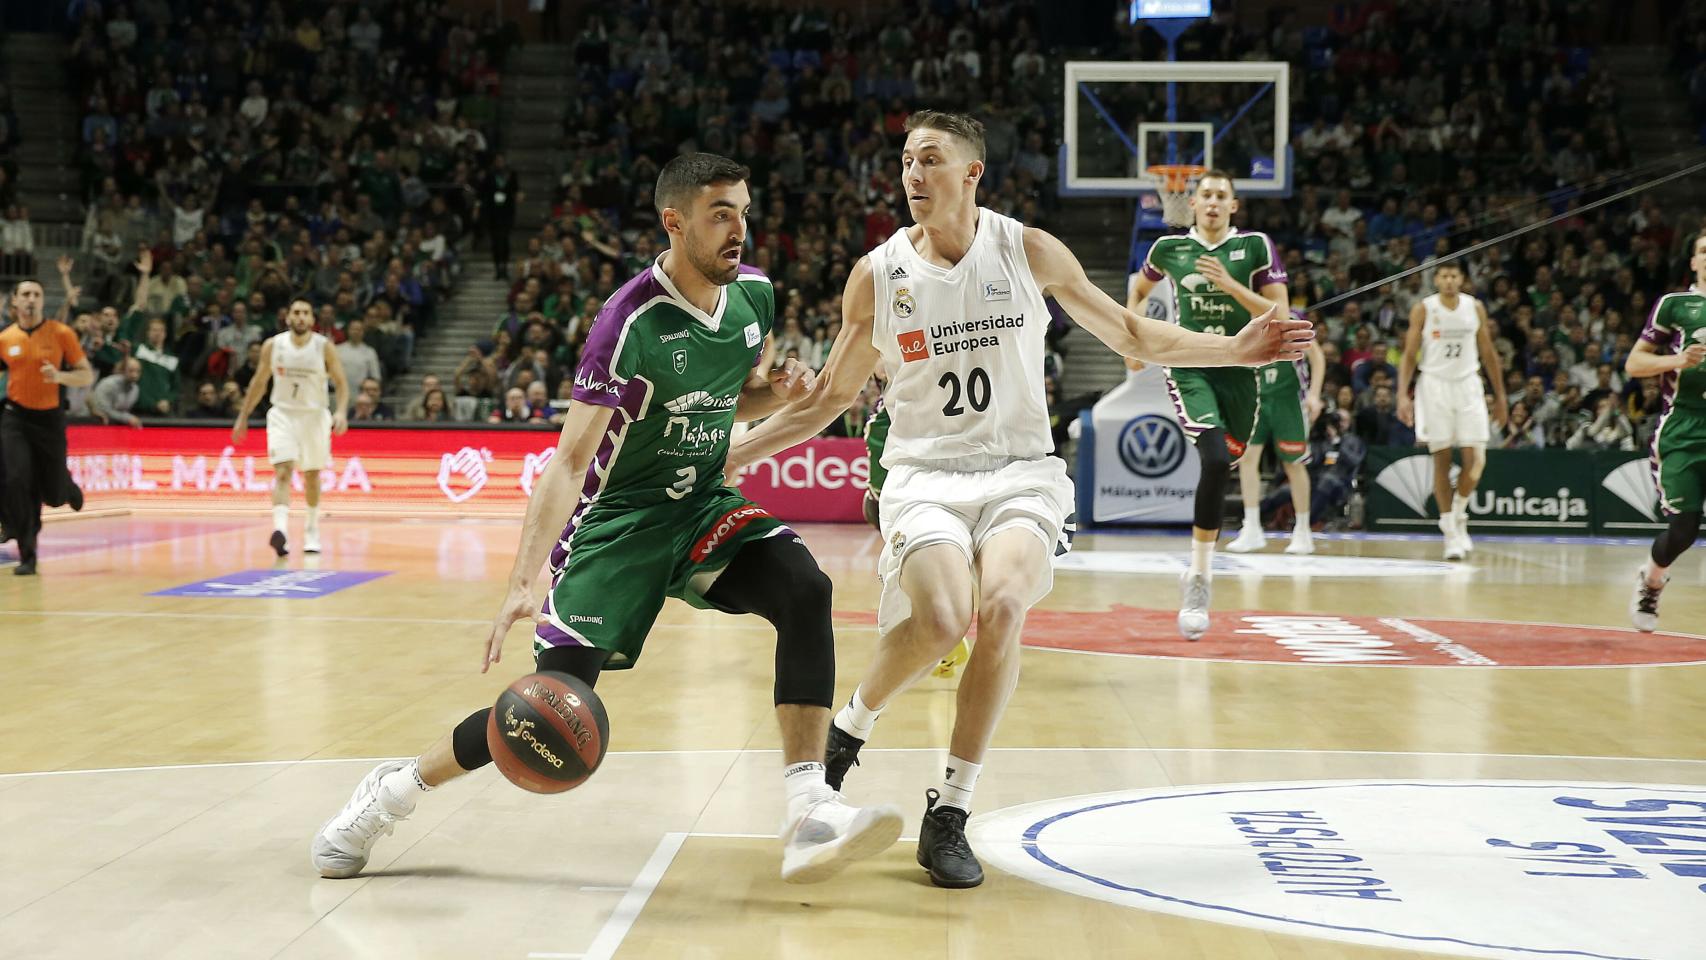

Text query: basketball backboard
(1061, 60), (1291, 199)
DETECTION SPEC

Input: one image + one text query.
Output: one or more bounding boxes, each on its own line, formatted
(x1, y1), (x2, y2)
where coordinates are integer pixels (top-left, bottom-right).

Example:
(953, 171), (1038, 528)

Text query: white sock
(378, 759), (430, 814)
(1451, 494), (1469, 528)
(1439, 512), (1457, 536)
(271, 504), (289, 534)
(306, 506), (321, 532)
(1242, 507), (1259, 530)
(1189, 538), (1215, 578)
(783, 761), (832, 820)
(1645, 562), (1669, 588)
(939, 755), (982, 813)
(834, 688), (884, 741)
(1293, 512), (1311, 536)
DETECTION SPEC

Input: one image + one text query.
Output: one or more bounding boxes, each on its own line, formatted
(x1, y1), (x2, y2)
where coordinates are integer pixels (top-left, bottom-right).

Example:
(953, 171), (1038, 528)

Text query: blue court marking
(1019, 781), (1704, 960)
(1080, 526), (1655, 547)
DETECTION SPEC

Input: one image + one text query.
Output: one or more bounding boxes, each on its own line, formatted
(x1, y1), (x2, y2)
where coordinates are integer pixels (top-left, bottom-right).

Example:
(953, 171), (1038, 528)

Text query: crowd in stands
(1677, 6), (1706, 144)
(1186, 0), (1702, 467)
(41, 0), (520, 416)
(443, 0), (1065, 428)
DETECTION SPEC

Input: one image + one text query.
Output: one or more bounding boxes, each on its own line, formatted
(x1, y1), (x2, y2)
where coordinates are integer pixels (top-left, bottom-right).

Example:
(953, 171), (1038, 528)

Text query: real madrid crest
(891, 531), (907, 556)
(892, 287), (915, 319)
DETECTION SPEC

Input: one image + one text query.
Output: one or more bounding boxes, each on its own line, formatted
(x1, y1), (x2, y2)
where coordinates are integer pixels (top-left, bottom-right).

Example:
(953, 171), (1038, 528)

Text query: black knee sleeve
(449, 646), (611, 772)
(1653, 511), (1702, 568)
(452, 708), (493, 771)
(704, 536), (837, 708)
(1194, 427), (1234, 531)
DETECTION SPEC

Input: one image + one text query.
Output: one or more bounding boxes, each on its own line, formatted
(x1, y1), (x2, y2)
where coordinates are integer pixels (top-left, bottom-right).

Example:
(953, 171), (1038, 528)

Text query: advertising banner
(1364, 446), (1667, 535)
(57, 424), (869, 523)
(1078, 363), (1200, 525)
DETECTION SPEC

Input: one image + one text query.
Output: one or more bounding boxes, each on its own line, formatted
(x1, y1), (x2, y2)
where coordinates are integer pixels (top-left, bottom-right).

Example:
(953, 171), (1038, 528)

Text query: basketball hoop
(1146, 164), (1207, 228)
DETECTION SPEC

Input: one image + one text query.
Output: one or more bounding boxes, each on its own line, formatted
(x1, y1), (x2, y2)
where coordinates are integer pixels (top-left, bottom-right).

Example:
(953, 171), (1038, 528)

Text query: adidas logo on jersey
(889, 266), (908, 280)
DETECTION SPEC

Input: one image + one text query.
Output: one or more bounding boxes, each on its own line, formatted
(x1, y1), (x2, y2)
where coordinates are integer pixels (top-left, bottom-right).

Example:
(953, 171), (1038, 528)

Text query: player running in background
(1627, 229), (1706, 631)
(1127, 170), (1290, 638)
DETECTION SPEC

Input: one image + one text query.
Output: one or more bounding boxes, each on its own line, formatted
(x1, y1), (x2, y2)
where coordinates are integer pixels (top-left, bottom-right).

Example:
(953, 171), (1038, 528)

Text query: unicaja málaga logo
(1118, 415), (1186, 478)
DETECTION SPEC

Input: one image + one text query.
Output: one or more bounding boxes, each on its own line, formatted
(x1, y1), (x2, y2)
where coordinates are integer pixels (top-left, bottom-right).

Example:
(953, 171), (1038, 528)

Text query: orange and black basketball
(486, 671), (609, 794)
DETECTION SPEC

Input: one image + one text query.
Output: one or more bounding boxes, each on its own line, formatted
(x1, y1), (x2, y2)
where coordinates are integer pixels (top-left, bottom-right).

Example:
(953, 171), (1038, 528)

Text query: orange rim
(1145, 164), (1209, 192)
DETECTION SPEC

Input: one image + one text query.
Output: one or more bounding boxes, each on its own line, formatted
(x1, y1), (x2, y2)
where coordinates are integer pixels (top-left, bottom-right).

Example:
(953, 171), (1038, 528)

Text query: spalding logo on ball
(486, 671), (610, 793)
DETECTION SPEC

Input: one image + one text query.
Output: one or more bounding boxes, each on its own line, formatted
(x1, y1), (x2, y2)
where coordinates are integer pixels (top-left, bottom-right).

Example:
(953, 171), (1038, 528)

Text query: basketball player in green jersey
(312, 153), (904, 885)
(1127, 170), (1290, 639)
(1228, 318), (1326, 555)
(1628, 228), (1706, 631)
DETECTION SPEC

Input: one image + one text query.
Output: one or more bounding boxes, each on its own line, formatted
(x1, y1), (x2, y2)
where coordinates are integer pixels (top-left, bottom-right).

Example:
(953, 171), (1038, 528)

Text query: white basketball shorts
(876, 456), (1074, 636)
(266, 407), (332, 471)
(1414, 375), (1489, 451)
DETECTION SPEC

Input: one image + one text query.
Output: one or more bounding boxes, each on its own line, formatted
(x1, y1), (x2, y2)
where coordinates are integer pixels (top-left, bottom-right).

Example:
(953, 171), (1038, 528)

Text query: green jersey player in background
(311, 153), (902, 886)
(1627, 228), (1706, 632)
(1127, 170), (1290, 640)
(1228, 319), (1325, 556)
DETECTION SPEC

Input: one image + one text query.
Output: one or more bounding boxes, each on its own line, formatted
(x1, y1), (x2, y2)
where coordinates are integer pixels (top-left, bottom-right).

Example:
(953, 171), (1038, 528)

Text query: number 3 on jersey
(940, 366), (991, 417)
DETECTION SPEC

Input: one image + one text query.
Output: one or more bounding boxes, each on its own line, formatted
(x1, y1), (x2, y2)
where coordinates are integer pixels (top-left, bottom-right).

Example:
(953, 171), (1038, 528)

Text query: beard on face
(687, 231), (741, 286)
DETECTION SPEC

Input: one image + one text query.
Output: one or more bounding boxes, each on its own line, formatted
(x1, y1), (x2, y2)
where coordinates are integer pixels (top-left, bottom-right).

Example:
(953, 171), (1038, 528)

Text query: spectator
(414, 387), (450, 422)
(358, 378), (395, 421)
(1500, 401), (1546, 449)
(185, 381), (230, 420)
(489, 386), (533, 423)
(1, 204), (33, 276)
(1355, 384), (1414, 446)
(133, 317), (180, 417)
(336, 318), (384, 389)
(88, 357), (144, 428)
(1565, 394), (1635, 451)
(403, 374), (444, 421)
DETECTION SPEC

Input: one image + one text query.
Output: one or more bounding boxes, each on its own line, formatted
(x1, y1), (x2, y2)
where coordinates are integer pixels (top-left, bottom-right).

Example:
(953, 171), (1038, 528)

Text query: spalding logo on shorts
(1118, 415), (1187, 478)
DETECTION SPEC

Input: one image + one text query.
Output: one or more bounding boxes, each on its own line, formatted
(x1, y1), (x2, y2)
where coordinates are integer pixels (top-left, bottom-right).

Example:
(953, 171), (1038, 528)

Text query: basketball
(486, 672), (610, 794)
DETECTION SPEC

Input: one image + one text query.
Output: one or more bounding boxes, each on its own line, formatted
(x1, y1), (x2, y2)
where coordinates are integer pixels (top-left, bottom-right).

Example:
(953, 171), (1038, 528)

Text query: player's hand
(1679, 343), (1706, 370)
(1397, 396), (1414, 427)
(1194, 255), (1234, 290)
(331, 411), (349, 436)
(768, 357), (816, 402)
(482, 587), (539, 673)
(231, 420), (248, 444)
(1230, 303), (1313, 364)
(1490, 400), (1509, 429)
(39, 362), (58, 384)
(1306, 393), (1324, 426)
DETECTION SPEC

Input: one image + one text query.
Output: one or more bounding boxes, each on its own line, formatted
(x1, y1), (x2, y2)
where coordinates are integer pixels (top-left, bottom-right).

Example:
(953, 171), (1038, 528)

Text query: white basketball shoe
(1178, 570), (1211, 641)
(780, 793), (903, 883)
(1630, 565), (1667, 633)
(1225, 525), (1266, 553)
(312, 760), (414, 879)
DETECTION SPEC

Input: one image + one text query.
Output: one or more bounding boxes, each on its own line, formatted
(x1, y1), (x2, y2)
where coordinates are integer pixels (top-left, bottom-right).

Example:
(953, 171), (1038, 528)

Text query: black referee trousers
(0, 402), (73, 562)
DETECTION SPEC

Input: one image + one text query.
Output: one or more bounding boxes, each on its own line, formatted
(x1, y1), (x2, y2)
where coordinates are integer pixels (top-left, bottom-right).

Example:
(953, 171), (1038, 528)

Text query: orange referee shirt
(1, 320), (86, 411)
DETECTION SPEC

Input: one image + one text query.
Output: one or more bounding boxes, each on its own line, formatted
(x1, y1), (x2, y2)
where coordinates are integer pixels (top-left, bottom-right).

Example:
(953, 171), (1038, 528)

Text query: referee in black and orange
(1, 278), (92, 575)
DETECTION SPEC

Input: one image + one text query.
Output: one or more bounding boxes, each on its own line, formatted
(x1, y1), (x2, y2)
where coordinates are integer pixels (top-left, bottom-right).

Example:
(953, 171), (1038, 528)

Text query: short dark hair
(1435, 260), (1470, 282)
(289, 296), (315, 311)
(1197, 169), (1237, 195)
(654, 153), (751, 215)
(903, 110), (987, 162)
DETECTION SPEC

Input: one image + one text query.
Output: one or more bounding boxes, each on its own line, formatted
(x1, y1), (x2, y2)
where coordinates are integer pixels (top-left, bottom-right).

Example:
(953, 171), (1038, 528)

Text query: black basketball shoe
(270, 530), (288, 557)
(823, 723), (865, 791)
(917, 789), (983, 888)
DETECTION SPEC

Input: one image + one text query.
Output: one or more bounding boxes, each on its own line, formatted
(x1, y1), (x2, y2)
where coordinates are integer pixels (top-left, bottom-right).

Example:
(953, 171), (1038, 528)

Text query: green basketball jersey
(1642, 287), (1706, 414)
(1140, 228), (1287, 338)
(568, 261), (774, 510)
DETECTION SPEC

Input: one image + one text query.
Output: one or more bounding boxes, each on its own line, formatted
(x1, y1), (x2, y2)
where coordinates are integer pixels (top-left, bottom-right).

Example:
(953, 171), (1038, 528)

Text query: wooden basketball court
(3, 514), (1703, 959)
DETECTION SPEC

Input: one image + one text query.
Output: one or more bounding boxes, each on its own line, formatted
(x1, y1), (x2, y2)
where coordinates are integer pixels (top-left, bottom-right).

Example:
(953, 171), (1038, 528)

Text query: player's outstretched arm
(323, 339), (351, 435)
(734, 335), (816, 422)
(1024, 227), (1310, 367)
(1627, 338), (1706, 378)
(1476, 302), (1507, 428)
(725, 257), (882, 472)
(1396, 303), (1424, 427)
(483, 400), (616, 672)
(231, 340), (274, 443)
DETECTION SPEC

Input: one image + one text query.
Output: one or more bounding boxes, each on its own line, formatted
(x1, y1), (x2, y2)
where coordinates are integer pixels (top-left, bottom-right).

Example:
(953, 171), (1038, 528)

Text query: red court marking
(833, 605), (1706, 667)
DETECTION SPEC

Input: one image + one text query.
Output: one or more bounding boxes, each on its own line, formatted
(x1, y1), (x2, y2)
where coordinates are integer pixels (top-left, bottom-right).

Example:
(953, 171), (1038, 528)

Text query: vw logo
(1118, 415), (1186, 478)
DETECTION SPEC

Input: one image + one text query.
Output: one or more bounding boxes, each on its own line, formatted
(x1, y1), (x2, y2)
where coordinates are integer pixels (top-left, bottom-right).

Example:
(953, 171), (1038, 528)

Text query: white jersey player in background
(1397, 260), (1506, 560)
(726, 110), (1310, 888)
(232, 297), (350, 555)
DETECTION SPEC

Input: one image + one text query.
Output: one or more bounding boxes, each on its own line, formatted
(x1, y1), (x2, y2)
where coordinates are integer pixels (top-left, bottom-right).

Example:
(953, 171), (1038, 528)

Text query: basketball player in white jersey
(726, 110), (1310, 887)
(1397, 261), (1506, 560)
(232, 298), (350, 555)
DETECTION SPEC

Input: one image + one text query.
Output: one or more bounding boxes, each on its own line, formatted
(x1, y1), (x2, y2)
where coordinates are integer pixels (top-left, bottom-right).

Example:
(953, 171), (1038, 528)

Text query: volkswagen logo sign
(1118, 415), (1186, 478)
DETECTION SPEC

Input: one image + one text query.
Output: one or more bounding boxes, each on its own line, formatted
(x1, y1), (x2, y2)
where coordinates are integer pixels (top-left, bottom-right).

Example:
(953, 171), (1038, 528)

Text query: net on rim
(1146, 164), (1208, 228)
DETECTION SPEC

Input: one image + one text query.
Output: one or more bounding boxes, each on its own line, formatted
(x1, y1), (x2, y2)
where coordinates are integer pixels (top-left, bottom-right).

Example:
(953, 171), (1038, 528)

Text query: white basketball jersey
(268, 331), (330, 411)
(1419, 293), (1481, 381)
(867, 208), (1052, 468)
